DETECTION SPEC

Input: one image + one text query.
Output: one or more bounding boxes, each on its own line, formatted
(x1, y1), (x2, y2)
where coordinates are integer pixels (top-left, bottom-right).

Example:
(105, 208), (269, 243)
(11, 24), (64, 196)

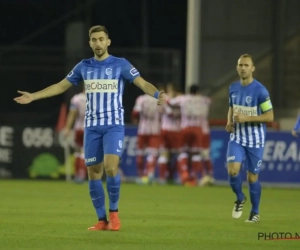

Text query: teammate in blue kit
(14, 25), (165, 231)
(225, 54), (274, 223)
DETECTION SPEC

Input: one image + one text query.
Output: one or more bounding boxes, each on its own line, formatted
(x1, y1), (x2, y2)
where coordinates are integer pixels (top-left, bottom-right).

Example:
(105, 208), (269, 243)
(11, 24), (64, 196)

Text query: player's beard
(94, 48), (106, 59)
(240, 72), (248, 80)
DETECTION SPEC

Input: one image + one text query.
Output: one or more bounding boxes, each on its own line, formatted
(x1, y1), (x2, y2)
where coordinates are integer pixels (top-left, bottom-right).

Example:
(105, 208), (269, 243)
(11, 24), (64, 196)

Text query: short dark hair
(89, 25), (109, 37)
(190, 84), (199, 94)
(239, 54), (254, 65)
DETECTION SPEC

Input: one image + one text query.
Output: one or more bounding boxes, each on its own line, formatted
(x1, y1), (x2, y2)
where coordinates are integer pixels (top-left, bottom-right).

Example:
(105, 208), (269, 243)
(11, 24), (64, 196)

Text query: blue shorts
(226, 140), (264, 174)
(84, 125), (124, 166)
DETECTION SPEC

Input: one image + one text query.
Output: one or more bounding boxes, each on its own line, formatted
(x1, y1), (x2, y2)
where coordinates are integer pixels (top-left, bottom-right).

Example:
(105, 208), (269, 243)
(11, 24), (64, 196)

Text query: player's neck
(94, 52), (110, 61)
(240, 77), (254, 86)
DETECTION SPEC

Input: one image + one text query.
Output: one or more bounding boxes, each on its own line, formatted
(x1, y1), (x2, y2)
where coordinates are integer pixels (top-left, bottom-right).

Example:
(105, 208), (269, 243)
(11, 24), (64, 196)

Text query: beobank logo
(84, 79), (118, 93)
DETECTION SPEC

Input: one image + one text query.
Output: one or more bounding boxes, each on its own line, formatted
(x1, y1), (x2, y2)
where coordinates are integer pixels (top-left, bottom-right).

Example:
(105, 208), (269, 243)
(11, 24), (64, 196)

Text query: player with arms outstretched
(226, 54), (273, 222)
(14, 25), (165, 231)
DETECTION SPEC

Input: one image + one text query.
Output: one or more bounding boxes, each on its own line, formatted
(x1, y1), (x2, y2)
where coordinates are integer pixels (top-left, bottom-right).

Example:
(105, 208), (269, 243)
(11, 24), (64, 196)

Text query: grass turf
(0, 180), (299, 250)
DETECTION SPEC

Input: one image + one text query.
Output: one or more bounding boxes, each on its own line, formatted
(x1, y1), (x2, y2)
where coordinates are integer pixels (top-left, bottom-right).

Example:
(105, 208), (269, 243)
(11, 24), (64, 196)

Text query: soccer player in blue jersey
(14, 25), (165, 231)
(291, 115), (300, 137)
(225, 54), (274, 223)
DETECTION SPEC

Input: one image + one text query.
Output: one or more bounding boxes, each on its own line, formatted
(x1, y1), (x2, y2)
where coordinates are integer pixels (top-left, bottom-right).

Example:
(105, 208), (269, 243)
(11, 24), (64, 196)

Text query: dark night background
(0, 0), (187, 125)
(1, 0), (300, 126)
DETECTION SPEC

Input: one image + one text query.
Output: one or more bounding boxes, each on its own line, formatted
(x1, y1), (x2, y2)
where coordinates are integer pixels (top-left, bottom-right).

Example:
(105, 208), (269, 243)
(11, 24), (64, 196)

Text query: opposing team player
(132, 85), (164, 184)
(158, 83), (182, 184)
(226, 54), (273, 222)
(168, 85), (206, 186)
(63, 89), (86, 183)
(198, 88), (215, 186)
(14, 25), (165, 231)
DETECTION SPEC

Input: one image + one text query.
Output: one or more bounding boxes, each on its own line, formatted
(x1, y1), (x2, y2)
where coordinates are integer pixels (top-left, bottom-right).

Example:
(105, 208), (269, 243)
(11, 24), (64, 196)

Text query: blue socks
(249, 181), (261, 214)
(106, 174), (121, 211)
(89, 180), (106, 220)
(229, 174), (244, 201)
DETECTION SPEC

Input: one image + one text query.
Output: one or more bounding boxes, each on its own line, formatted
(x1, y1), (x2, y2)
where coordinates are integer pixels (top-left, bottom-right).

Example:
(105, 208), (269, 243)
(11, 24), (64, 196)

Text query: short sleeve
(133, 96), (143, 112)
(121, 59), (140, 83)
(69, 96), (77, 111)
(258, 87), (273, 113)
(66, 62), (83, 86)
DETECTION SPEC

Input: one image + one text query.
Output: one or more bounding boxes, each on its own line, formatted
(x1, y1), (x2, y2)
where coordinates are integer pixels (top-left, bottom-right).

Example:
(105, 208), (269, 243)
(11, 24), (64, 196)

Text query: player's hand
(233, 112), (248, 123)
(13, 91), (34, 104)
(157, 91), (166, 105)
(225, 122), (234, 133)
(62, 128), (71, 137)
(291, 130), (298, 137)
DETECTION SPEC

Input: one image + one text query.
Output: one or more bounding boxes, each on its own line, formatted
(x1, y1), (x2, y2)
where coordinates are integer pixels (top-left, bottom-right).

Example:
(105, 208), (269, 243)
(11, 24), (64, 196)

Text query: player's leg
(157, 150), (169, 184)
(189, 128), (204, 186)
(157, 130), (169, 184)
(168, 131), (182, 183)
(244, 148), (263, 223)
(177, 128), (190, 184)
(136, 135), (146, 181)
(227, 140), (246, 218)
(74, 129), (86, 183)
(103, 125), (125, 231)
(85, 127), (107, 231)
(144, 135), (160, 183)
(200, 133), (215, 185)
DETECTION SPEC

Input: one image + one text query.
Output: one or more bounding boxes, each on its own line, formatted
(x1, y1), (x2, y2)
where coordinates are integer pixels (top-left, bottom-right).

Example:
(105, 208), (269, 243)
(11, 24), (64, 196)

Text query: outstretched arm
(14, 79), (72, 104)
(133, 76), (165, 105)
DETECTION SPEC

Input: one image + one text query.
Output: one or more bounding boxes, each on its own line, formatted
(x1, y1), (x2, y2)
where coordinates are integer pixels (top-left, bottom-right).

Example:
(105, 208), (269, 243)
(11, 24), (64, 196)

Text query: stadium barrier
(0, 125), (299, 187)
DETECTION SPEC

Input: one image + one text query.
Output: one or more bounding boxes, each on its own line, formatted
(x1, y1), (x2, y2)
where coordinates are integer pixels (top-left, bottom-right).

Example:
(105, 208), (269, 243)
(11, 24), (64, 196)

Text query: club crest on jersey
(119, 140), (123, 149)
(105, 68), (112, 75)
(246, 96), (252, 104)
(257, 160), (262, 167)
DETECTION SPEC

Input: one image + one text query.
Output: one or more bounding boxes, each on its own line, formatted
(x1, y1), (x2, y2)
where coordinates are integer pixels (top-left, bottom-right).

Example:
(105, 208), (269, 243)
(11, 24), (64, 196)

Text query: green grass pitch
(0, 180), (299, 250)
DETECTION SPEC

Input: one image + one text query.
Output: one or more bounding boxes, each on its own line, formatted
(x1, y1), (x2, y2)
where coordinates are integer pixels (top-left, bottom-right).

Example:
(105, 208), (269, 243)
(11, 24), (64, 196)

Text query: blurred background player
(158, 83), (182, 184)
(132, 84), (164, 184)
(168, 85), (207, 186)
(198, 87), (215, 186)
(63, 88), (86, 183)
(291, 110), (300, 137)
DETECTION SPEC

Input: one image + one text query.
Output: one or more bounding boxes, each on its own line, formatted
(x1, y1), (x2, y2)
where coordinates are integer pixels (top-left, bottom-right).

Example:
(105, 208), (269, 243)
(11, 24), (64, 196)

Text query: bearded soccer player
(226, 54), (273, 223)
(14, 25), (165, 231)
(63, 88), (86, 183)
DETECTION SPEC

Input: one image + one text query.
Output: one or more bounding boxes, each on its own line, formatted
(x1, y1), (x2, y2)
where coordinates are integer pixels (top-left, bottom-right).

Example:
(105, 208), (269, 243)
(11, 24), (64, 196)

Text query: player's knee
(104, 154), (120, 177)
(247, 172), (258, 183)
(191, 154), (201, 162)
(201, 149), (210, 160)
(227, 163), (241, 176)
(87, 163), (103, 180)
(158, 155), (168, 164)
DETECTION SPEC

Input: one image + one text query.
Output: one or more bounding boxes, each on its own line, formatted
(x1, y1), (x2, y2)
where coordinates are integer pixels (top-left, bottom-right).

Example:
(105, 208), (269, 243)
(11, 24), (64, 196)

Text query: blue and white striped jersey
(229, 79), (273, 148)
(66, 55), (140, 127)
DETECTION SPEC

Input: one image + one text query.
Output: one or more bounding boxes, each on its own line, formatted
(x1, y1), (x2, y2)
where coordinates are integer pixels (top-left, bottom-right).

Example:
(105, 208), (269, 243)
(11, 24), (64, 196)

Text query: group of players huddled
(131, 83), (215, 186)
